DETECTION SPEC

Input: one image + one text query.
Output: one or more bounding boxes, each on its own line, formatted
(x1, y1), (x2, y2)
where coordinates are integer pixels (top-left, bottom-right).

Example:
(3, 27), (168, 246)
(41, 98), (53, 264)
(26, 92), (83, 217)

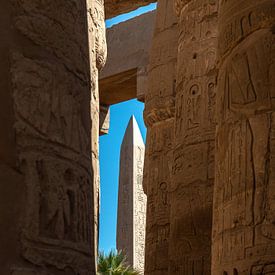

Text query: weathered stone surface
(168, 0), (218, 273)
(143, 1), (178, 274)
(0, 0), (106, 274)
(1, 0), (274, 273)
(117, 116), (146, 272)
(100, 11), (156, 104)
(212, 0), (275, 274)
(105, 0), (155, 19)
(87, 0), (107, 259)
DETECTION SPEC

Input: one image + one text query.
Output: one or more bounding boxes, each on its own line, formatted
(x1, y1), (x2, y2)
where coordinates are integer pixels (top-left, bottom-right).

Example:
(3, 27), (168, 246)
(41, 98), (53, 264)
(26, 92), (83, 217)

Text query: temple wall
(0, 0), (106, 274)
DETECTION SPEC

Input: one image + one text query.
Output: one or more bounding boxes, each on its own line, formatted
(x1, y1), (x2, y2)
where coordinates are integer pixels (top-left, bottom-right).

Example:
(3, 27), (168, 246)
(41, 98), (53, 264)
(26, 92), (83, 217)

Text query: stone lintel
(99, 11), (156, 105)
(105, 0), (156, 19)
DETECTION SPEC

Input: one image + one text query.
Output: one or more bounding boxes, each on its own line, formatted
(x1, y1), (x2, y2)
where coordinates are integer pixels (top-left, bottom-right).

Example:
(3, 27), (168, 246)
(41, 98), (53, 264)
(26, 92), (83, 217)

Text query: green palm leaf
(97, 250), (141, 275)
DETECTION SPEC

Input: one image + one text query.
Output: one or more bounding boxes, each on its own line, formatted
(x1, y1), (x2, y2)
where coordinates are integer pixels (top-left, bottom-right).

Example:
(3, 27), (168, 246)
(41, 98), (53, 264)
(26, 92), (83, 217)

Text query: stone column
(169, 0), (218, 274)
(87, 0), (107, 259)
(0, 1), (105, 274)
(143, 1), (178, 274)
(212, 0), (275, 274)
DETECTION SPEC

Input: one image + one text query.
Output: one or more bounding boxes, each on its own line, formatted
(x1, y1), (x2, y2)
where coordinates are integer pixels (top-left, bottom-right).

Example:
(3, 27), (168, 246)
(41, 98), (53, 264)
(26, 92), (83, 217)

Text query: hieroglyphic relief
(143, 1), (178, 274)
(117, 140), (134, 266)
(169, 0), (218, 274)
(117, 117), (146, 272)
(12, 0), (91, 83)
(7, 0), (106, 273)
(212, 1), (275, 274)
(134, 146), (147, 271)
(11, 52), (94, 274)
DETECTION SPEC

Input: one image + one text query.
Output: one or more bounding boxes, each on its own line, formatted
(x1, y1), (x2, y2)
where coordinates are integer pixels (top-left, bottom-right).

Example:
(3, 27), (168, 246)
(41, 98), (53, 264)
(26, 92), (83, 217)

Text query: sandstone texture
(0, 0), (274, 273)
(168, 0), (218, 273)
(100, 11), (156, 104)
(0, 0), (106, 274)
(212, 0), (275, 274)
(143, 0), (178, 274)
(87, 0), (107, 258)
(117, 116), (146, 272)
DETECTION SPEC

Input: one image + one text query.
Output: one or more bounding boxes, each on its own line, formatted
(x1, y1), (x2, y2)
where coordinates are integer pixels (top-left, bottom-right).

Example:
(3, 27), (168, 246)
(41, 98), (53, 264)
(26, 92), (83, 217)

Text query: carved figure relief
(6, 0), (106, 273)
(212, 0), (275, 274)
(143, 1), (178, 274)
(169, 0), (218, 274)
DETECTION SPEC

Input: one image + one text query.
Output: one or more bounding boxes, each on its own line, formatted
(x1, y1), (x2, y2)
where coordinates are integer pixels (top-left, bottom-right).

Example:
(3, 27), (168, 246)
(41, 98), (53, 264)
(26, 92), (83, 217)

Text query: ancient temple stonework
(117, 116), (146, 272)
(0, 0), (106, 274)
(0, 0), (274, 274)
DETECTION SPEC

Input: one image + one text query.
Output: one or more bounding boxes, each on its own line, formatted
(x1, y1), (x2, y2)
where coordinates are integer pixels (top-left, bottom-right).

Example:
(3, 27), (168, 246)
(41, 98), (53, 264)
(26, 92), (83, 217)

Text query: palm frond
(97, 250), (141, 275)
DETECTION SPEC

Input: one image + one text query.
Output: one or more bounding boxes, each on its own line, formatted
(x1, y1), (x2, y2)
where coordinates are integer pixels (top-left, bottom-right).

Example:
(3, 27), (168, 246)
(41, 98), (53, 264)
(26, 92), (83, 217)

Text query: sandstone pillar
(169, 0), (218, 274)
(0, 1), (105, 274)
(143, 1), (178, 274)
(117, 116), (146, 272)
(212, 1), (275, 274)
(87, 0), (107, 258)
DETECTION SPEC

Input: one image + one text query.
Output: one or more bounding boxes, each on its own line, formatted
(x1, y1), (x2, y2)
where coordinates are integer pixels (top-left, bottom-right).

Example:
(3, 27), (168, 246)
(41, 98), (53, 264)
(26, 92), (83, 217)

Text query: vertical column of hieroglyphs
(169, 0), (218, 274)
(0, 0), (105, 274)
(212, 0), (275, 274)
(117, 118), (134, 267)
(117, 116), (146, 271)
(133, 118), (146, 272)
(87, 0), (107, 259)
(143, 1), (178, 274)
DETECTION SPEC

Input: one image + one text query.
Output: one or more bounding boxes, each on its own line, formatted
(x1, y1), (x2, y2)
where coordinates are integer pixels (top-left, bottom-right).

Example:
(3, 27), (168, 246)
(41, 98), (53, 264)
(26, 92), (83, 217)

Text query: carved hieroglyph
(143, 1), (178, 274)
(117, 116), (146, 272)
(0, 1), (105, 274)
(212, 0), (275, 274)
(169, 0), (218, 274)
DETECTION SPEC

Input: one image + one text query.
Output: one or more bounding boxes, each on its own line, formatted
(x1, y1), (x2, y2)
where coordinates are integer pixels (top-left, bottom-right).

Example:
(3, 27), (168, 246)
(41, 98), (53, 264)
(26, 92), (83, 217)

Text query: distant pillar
(117, 116), (146, 272)
(143, 1), (178, 274)
(0, 1), (106, 274)
(212, 0), (275, 274)
(169, 0), (218, 273)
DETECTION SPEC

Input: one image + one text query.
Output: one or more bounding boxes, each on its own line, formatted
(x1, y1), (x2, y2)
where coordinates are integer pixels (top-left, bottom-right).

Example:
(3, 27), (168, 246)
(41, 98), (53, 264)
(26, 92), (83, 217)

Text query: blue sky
(99, 3), (157, 253)
(105, 3), (157, 28)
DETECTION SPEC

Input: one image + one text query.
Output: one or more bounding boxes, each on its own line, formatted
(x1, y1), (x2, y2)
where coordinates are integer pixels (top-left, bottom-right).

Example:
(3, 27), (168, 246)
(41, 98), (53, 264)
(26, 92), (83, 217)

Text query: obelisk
(117, 116), (146, 272)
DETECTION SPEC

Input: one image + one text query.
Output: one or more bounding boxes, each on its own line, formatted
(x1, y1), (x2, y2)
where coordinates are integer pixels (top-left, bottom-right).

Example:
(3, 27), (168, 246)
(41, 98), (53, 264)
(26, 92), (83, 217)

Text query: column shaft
(144, 1), (178, 274)
(169, 0), (218, 273)
(0, 1), (105, 274)
(212, 0), (275, 274)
